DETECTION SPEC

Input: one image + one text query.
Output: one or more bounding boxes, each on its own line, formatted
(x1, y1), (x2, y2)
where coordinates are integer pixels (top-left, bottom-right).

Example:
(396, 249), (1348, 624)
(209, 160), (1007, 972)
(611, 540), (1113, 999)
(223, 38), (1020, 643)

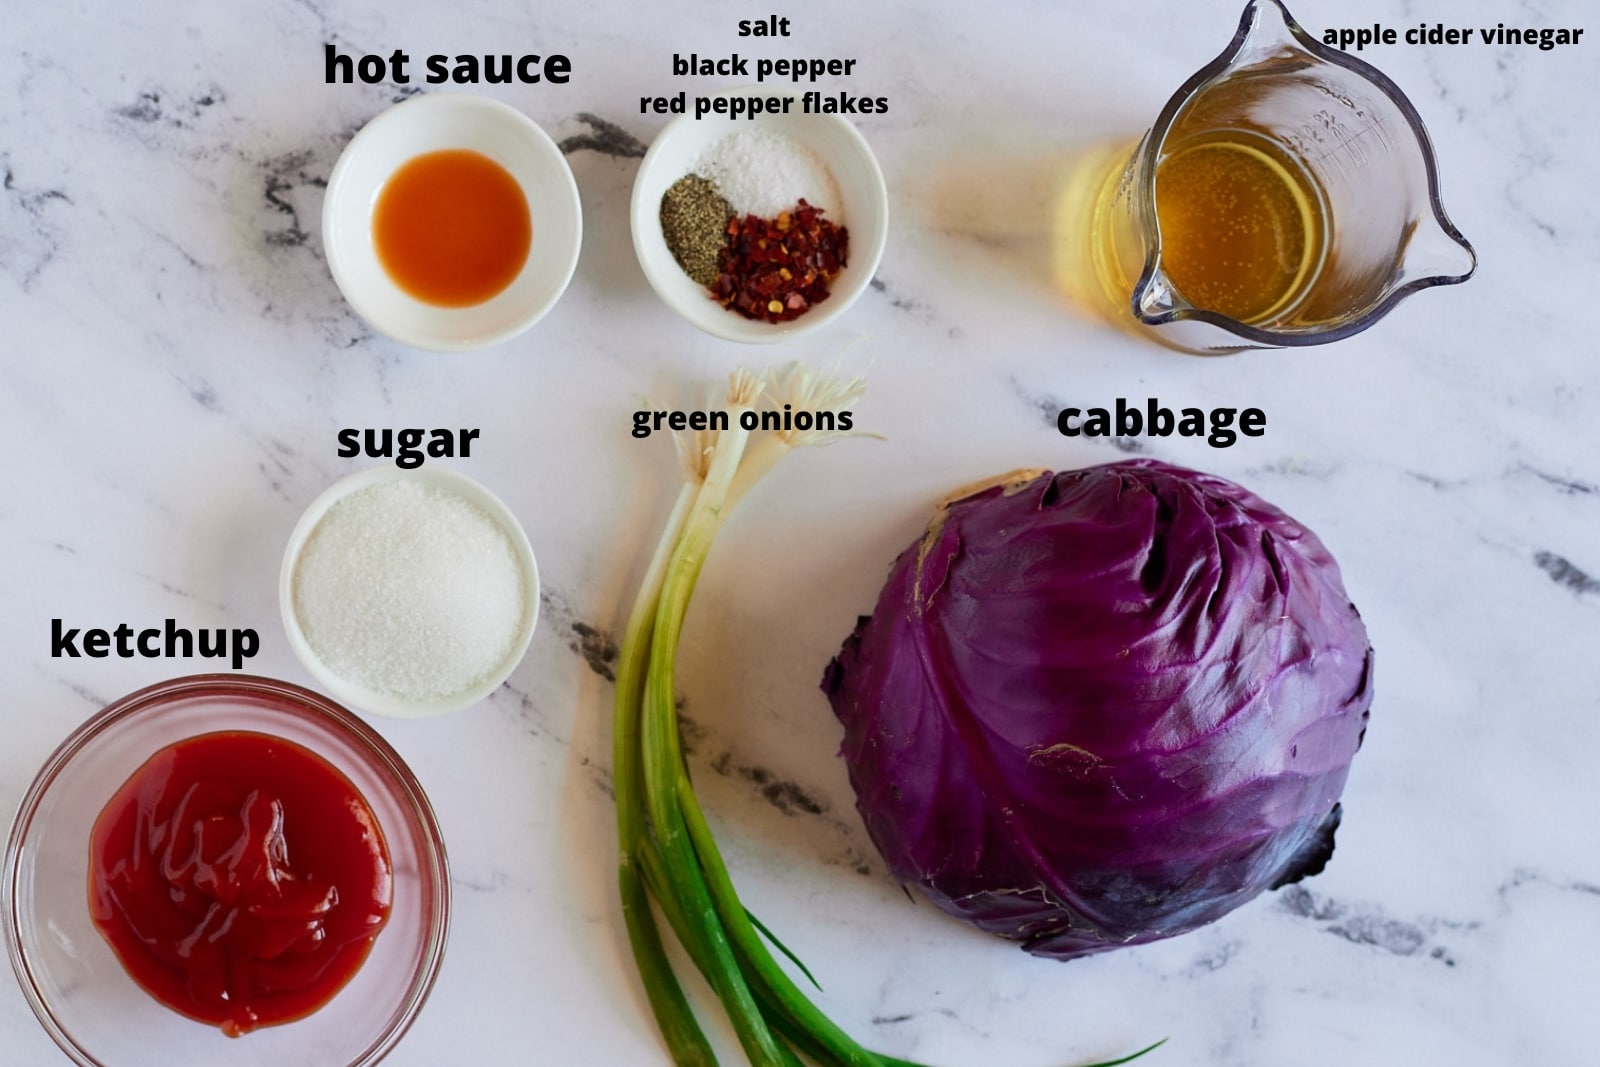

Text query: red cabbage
(822, 461), (1373, 959)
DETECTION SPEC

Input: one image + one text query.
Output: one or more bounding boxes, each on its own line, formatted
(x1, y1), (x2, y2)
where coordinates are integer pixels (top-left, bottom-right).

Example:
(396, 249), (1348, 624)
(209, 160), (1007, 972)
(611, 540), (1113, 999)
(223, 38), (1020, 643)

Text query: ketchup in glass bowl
(88, 731), (395, 1037)
(3, 675), (449, 1067)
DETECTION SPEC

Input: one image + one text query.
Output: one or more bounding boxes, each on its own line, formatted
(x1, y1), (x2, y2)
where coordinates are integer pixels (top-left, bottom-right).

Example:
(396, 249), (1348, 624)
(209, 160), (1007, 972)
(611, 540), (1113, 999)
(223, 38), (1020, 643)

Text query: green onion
(611, 364), (1162, 1067)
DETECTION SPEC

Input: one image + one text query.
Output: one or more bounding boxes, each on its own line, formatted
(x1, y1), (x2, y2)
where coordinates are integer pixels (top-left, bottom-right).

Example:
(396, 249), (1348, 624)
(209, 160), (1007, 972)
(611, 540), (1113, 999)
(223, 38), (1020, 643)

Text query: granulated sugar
(696, 128), (842, 221)
(293, 478), (525, 702)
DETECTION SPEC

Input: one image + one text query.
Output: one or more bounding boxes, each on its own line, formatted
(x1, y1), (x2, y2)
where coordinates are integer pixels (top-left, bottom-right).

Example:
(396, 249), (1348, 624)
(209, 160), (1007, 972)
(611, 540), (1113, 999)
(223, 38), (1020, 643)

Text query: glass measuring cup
(1063, 0), (1475, 353)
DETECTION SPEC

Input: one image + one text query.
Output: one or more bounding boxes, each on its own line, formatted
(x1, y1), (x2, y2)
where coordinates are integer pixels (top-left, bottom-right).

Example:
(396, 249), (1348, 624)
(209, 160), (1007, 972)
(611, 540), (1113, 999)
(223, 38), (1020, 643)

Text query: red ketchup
(88, 731), (393, 1036)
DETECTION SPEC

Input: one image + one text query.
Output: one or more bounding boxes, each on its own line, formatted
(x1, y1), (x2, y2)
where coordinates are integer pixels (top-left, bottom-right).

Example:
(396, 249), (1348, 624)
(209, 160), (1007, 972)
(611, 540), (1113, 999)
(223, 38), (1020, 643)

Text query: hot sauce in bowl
(88, 731), (393, 1037)
(321, 94), (582, 350)
(372, 149), (532, 307)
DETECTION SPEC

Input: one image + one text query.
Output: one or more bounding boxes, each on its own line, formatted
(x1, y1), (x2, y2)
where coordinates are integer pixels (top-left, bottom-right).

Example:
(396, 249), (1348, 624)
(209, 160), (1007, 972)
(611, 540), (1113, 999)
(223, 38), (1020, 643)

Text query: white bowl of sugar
(631, 85), (889, 343)
(280, 466), (540, 719)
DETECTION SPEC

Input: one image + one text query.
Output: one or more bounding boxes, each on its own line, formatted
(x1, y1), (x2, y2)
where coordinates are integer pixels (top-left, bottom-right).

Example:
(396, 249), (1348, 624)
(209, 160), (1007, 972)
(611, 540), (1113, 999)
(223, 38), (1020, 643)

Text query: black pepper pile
(660, 175), (733, 287)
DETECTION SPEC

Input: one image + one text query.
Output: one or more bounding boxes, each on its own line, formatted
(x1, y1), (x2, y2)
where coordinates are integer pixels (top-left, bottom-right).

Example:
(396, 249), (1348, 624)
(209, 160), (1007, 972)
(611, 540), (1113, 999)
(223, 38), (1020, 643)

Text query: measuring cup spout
(1234, 0), (1300, 62)
(1132, 274), (1187, 323)
(1396, 220), (1477, 290)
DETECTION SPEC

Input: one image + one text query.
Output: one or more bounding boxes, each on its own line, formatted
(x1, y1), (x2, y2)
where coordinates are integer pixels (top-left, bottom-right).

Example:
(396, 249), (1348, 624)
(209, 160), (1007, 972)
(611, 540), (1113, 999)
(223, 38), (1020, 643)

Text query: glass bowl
(3, 674), (450, 1067)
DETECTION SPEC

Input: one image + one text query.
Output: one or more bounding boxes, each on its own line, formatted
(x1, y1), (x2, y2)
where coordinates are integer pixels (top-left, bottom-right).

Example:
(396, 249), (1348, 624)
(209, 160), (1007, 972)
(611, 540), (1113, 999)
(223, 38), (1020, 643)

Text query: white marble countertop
(4, 0), (1597, 1064)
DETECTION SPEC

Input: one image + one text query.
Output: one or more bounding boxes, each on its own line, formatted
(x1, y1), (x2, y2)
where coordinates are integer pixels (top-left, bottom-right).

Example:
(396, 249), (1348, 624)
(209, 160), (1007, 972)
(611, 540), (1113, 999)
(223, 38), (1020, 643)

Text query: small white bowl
(280, 466), (540, 718)
(630, 86), (888, 344)
(323, 93), (581, 351)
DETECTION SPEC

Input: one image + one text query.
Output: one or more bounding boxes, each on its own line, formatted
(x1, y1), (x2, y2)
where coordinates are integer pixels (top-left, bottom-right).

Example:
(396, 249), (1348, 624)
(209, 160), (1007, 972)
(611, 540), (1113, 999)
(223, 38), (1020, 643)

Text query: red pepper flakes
(710, 200), (849, 323)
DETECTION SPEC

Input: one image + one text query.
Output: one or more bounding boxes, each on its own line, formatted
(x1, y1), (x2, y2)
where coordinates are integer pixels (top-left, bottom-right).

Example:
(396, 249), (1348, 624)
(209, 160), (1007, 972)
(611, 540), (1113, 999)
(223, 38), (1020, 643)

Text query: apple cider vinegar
(1151, 129), (1328, 324)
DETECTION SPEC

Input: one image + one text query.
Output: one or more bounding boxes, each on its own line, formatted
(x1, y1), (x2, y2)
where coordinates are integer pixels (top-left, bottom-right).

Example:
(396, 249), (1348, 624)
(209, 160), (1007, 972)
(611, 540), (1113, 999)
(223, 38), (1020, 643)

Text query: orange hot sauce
(372, 149), (532, 307)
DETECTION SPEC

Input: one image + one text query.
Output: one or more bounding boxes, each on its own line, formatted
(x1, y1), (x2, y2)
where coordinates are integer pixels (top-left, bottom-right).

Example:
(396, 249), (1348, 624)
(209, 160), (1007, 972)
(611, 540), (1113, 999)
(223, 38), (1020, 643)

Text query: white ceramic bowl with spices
(279, 466), (540, 718)
(323, 93), (582, 352)
(631, 86), (889, 343)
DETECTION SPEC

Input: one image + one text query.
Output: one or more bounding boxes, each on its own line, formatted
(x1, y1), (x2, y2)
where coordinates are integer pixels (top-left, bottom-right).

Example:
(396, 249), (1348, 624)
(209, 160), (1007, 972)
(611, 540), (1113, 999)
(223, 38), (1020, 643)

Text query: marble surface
(3, 0), (1597, 1064)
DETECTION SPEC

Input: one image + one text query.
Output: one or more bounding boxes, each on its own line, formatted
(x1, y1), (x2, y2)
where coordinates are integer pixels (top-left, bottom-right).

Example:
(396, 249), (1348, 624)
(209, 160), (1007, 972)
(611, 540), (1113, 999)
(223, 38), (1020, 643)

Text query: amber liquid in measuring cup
(1152, 129), (1328, 325)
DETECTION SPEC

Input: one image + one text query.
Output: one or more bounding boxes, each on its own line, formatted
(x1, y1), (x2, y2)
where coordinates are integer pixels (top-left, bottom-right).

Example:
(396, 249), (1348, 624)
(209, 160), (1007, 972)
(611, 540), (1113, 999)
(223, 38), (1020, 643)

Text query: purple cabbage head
(822, 461), (1373, 960)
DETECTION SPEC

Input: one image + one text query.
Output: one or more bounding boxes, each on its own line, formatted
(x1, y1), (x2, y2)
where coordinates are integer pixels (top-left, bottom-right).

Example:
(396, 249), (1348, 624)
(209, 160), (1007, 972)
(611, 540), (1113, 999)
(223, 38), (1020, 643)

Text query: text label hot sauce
(88, 732), (393, 1036)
